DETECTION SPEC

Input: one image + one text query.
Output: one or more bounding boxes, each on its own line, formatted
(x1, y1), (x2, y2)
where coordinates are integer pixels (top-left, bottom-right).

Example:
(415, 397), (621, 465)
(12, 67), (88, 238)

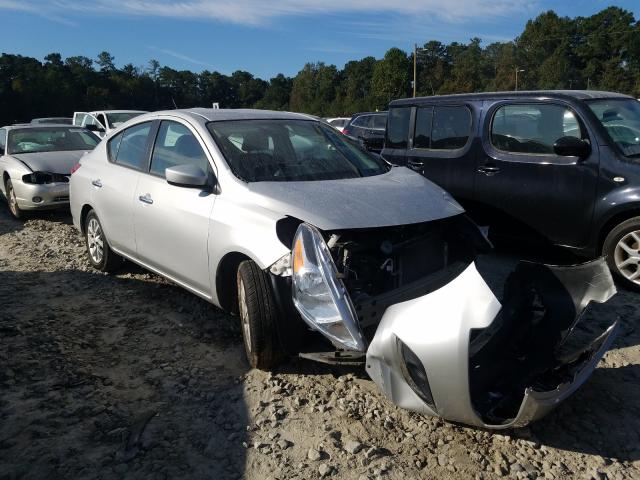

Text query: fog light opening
(32, 196), (43, 203)
(397, 337), (436, 411)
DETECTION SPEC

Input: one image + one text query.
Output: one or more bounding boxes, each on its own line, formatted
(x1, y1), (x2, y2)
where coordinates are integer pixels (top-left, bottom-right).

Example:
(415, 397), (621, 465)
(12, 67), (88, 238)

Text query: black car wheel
(5, 179), (23, 219)
(603, 216), (640, 291)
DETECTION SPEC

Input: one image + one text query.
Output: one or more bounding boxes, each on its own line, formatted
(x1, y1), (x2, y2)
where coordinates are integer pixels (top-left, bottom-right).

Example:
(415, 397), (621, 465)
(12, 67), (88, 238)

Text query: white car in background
(0, 124), (99, 218)
(73, 110), (147, 138)
(324, 117), (351, 133)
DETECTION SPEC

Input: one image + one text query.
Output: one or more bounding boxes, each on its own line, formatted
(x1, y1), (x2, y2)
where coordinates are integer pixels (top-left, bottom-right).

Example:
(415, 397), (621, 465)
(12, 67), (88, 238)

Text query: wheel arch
(215, 251), (254, 314)
(79, 204), (95, 234)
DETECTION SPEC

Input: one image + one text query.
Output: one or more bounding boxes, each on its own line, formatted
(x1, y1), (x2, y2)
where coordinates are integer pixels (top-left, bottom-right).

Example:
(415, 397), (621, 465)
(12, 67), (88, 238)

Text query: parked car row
(0, 94), (631, 429)
(60, 104), (618, 429)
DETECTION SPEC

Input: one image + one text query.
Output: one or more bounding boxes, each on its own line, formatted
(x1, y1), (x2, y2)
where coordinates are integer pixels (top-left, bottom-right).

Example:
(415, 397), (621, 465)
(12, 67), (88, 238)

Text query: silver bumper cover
(366, 258), (617, 429)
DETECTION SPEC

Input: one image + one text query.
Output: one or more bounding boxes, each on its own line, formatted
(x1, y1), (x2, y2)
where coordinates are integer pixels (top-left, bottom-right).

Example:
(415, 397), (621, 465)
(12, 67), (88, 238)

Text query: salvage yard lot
(0, 209), (639, 480)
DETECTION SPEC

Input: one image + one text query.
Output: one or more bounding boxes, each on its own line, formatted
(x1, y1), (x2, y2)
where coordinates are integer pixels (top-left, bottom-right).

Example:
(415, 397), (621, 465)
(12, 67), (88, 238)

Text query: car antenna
(172, 97), (178, 109)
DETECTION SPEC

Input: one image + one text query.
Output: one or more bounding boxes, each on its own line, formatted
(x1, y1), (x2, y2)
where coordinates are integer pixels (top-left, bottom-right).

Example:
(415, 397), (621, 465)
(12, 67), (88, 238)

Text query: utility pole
(515, 68), (525, 91)
(413, 43), (417, 98)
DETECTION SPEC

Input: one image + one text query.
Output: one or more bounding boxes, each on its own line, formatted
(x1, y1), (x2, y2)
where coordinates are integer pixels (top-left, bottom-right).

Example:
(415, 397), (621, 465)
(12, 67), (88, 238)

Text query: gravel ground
(0, 208), (639, 480)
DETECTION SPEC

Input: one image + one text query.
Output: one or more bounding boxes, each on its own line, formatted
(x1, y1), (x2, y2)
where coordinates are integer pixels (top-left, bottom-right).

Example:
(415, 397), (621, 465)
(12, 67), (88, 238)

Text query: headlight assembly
(291, 223), (366, 351)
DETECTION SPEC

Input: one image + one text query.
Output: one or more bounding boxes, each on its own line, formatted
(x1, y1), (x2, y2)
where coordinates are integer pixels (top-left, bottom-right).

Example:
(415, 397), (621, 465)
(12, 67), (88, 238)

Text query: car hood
(11, 150), (88, 175)
(246, 166), (464, 230)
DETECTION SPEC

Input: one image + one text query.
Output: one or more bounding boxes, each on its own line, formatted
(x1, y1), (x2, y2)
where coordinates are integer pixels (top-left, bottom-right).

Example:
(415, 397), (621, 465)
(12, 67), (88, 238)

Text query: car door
(133, 119), (216, 296)
(382, 106), (412, 165)
(474, 100), (599, 248)
(94, 121), (153, 256)
(405, 104), (477, 202)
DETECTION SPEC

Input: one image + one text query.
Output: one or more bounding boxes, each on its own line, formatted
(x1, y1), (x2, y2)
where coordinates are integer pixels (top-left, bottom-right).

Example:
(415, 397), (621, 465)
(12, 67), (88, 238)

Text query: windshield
(7, 127), (100, 154)
(207, 119), (390, 182)
(588, 99), (640, 157)
(105, 112), (145, 128)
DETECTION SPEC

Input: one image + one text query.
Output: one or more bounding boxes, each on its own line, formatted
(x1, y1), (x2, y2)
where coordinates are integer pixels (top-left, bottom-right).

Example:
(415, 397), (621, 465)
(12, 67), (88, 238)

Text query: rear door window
(491, 104), (584, 155)
(413, 107), (433, 149)
(109, 122), (152, 170)
(386, 108), (411, 149)
(431, 106), (471, 149)
(150, 121), (209, 177)
(351, 116), (368, 127)
(370, 114), (387, 130)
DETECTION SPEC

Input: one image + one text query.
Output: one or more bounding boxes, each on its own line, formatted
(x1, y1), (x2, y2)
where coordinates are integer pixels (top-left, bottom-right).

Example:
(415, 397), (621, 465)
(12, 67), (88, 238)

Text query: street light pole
(413, 43), (417, 98)
(515, 68), (525, 91)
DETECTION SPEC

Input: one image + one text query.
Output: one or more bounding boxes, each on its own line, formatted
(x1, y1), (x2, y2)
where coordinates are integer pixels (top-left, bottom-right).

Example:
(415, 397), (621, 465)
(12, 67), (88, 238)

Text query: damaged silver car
(69, 109), (618, 429)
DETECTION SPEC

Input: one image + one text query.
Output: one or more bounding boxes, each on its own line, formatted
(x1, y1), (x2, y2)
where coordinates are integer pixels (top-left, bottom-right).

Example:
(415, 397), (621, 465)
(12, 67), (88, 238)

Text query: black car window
(413, 107), (434, 149)
(150, 121), (209, 177)
(112, 122), (152, 170)
(386, 107), (411, 149)
(351, 116), (368, 127)
(0, 128), (6, 153)
(370, 114), (387, 130)
(431, 106), (471, 149)
(107, 131), (123, 162)
(491, 104), (583, 155)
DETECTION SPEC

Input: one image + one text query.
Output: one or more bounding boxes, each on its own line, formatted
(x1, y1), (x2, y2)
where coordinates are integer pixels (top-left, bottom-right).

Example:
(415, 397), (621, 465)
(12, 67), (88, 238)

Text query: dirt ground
(0, 208), (639, 480)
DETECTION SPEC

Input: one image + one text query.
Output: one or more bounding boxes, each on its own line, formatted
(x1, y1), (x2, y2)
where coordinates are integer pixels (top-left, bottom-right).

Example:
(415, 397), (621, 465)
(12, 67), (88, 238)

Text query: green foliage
(0, 7), (639, 125)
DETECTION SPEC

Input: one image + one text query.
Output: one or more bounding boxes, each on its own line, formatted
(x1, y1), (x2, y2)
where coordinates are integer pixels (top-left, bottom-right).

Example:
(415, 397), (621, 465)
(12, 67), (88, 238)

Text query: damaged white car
(69, 109), (618, 429)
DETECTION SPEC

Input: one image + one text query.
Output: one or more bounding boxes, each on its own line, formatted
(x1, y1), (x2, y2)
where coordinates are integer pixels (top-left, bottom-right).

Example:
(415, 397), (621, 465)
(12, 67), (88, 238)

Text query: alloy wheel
(87, 217), (104, 264)
(7, 183), (18, 217)
(614, 230), (640, 284)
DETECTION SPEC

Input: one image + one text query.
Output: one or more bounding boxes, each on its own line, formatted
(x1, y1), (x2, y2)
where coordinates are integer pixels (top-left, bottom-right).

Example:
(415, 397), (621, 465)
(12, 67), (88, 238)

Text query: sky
(0, 1), (638, 80)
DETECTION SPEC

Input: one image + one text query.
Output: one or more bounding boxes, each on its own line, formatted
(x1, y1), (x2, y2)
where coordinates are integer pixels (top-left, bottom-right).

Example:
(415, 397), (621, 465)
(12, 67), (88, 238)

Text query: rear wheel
(85, 210), (123, 272)
(603, 216), (640, 291)
(5, 179), (23, 219)
(236, 260), (282, 369)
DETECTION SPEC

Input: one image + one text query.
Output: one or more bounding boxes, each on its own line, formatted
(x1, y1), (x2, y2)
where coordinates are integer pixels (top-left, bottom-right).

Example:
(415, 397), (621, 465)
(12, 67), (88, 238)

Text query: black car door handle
(477, 165), (500, 176)
(407, 159), (424, 171)
(138, 194), (153, 205)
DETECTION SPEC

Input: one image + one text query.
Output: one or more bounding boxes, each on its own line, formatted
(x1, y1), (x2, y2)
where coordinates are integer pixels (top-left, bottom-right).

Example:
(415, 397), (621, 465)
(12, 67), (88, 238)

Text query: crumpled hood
(246, 166), (464, 230)
(11, 150), (88, 175)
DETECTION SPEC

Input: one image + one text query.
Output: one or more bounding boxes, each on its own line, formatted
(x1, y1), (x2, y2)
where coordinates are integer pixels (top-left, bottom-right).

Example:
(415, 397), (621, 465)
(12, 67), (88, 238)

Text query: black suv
(382, 90), (640, 289)
(344, 111), (387, 152)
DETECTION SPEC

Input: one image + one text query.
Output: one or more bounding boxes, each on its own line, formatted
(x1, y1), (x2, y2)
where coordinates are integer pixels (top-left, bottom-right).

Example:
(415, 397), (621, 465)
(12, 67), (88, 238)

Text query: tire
(236, 260), (282, 369)
(5, 179), (24, 219)
(603, 216), (640, 291)
(84, 210), (123, 273)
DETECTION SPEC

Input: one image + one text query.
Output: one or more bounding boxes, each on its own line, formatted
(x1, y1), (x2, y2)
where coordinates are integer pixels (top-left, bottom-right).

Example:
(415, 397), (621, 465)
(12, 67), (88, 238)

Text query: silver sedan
(0, 125), (99, 218)
(70, 109), (618, 429)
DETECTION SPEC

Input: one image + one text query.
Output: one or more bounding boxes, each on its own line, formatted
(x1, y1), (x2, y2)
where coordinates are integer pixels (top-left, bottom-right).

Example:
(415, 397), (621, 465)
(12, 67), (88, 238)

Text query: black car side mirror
(553, 136), (591, 159)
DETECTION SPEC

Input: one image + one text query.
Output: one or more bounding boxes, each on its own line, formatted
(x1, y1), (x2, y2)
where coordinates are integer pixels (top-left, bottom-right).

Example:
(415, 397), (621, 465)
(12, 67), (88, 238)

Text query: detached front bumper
(13, 180), (70, 210)
(365, 258), (618, 429)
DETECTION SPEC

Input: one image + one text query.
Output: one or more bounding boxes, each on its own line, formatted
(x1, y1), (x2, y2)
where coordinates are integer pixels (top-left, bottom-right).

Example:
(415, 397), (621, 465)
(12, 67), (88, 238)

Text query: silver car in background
(69, 108), (617, 429)
(0, 125), (100, 218)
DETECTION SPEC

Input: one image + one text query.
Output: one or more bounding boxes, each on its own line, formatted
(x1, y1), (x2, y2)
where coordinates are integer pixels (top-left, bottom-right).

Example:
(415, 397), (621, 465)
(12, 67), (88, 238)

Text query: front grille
(54, 196), (69, 202)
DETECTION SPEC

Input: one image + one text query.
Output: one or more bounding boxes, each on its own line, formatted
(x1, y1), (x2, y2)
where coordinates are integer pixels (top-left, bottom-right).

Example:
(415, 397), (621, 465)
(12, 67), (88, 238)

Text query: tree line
(0, 6), (639, 126)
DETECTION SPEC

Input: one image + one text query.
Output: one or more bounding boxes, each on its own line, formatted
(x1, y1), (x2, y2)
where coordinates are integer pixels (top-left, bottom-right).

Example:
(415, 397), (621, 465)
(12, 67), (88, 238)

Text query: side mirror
(85, 124), (105, 133)
(553, 136), (591, 158)
(166, 164), (209, 188)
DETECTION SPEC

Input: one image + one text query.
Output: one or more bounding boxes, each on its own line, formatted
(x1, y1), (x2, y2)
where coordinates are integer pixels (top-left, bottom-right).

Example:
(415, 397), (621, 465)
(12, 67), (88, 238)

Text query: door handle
(138, 194), (153, 205)
(477, 165), (500, 176)
(91, 179), (102, 188)
(407, 159), (424, 172)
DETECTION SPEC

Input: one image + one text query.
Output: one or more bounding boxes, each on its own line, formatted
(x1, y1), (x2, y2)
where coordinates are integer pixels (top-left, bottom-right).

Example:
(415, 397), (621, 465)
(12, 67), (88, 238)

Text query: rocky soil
(0, 208), (639, 480)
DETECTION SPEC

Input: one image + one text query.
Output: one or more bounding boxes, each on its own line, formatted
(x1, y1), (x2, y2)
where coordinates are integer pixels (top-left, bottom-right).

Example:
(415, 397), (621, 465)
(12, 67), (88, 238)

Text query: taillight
(70, 163), (81, 175)
(342, 128), (349, 135)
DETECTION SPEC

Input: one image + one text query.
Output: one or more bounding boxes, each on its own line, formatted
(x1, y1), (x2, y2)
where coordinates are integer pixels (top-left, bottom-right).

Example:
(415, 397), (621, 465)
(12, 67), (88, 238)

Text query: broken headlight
(291, 223), (366, 351)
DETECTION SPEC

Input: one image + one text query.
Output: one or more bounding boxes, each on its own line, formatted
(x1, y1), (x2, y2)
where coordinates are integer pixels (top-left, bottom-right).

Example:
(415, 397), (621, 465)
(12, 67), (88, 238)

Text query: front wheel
(237, 260), (282, 369)
(84, 210), (123, 272)
(603, 216), (640, 291)
(6, 179), (23, 219)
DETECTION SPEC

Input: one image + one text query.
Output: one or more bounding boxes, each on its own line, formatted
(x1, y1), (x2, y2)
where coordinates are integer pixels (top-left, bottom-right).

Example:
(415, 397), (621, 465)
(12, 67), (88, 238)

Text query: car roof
(2, 124), (83, 130)
(87, 110), (147, 114)
(140, 108), (318, 123)
(390, 90), (632, 106)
